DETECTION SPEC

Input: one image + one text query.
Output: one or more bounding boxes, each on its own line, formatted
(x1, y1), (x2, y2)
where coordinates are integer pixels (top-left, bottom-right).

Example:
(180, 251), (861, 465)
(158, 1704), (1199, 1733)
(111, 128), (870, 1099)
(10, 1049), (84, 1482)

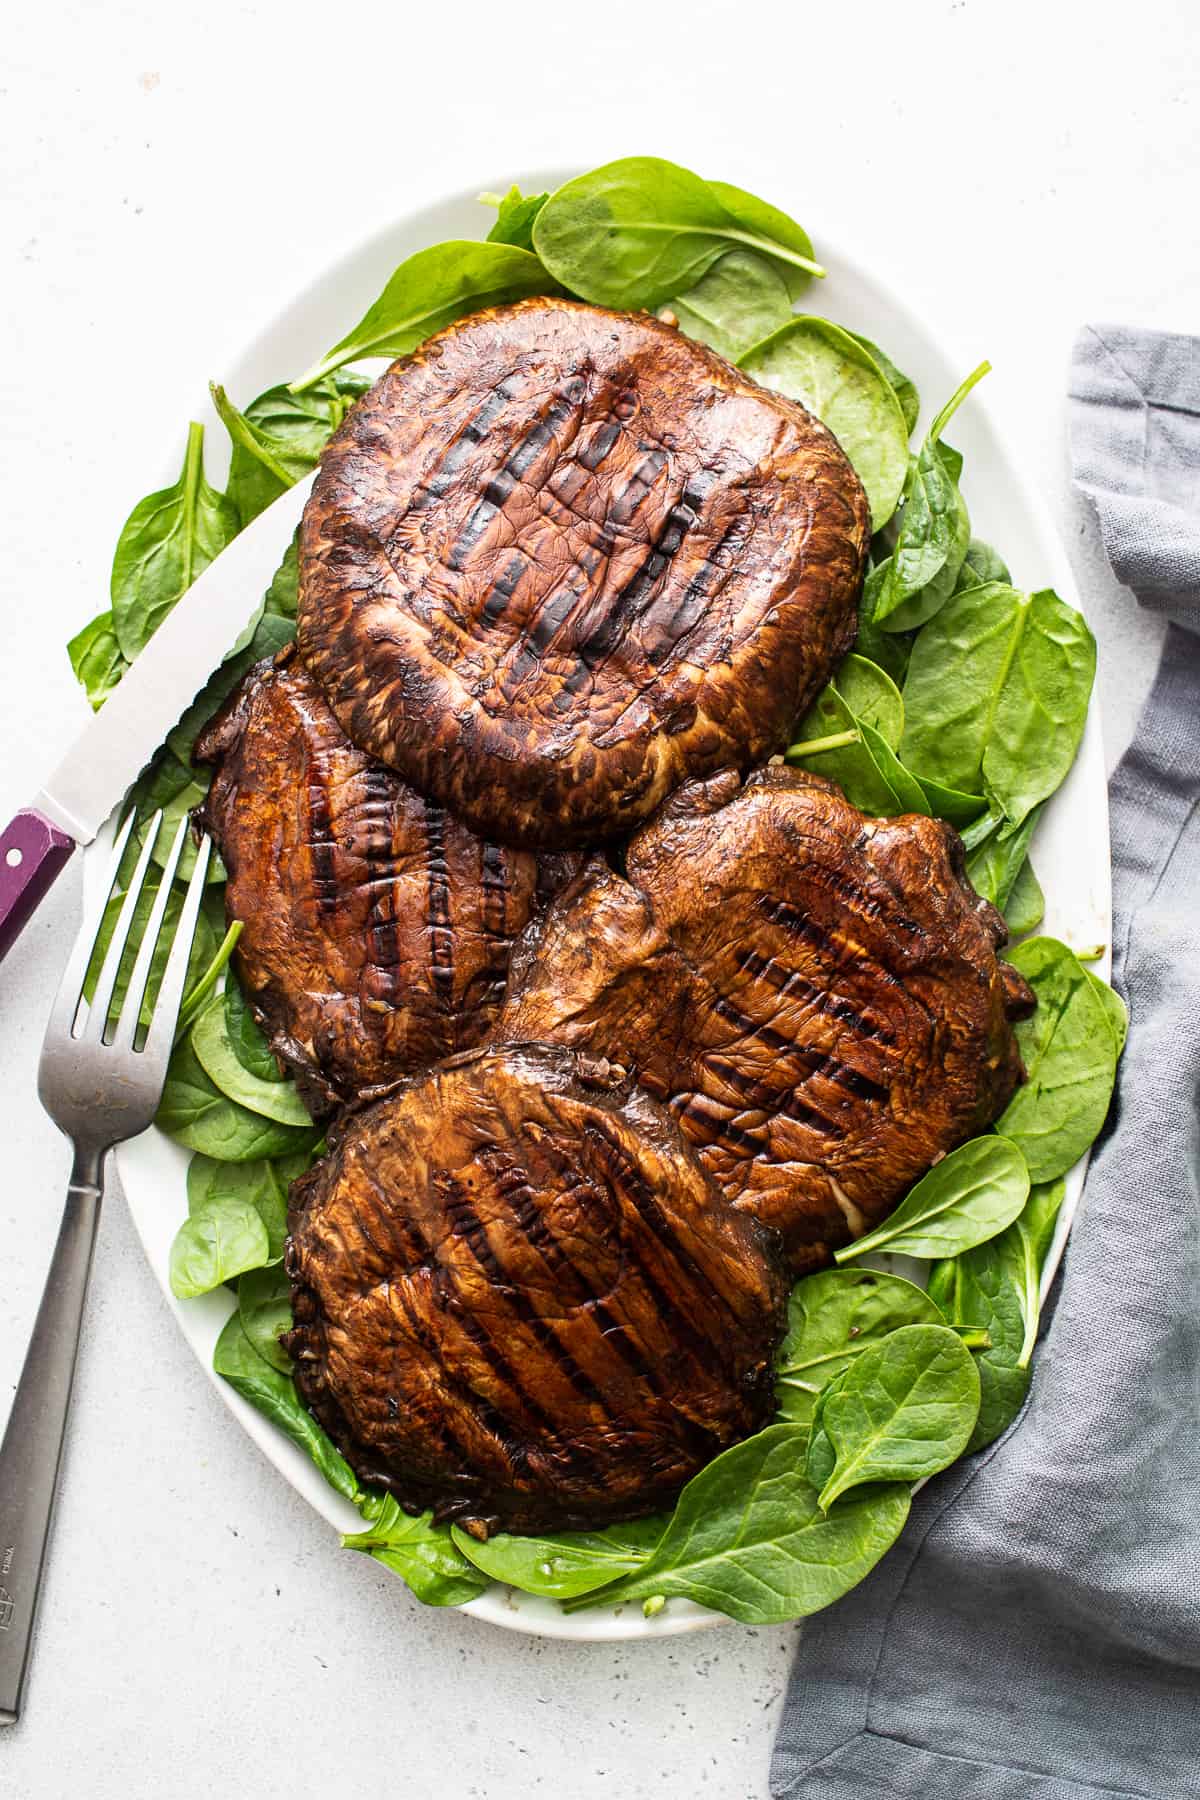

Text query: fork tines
(47, 811), (213, 1056)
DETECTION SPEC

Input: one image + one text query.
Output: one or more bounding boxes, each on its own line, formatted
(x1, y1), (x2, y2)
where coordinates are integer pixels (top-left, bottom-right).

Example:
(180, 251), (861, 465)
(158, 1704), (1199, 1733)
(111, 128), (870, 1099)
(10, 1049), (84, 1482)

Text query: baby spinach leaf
(705, 178), (820, 299)
(67, 610), (128, 709)
(900, 585), (1096, 831)
(788, 685), (928, 817)
(996, 937), (1120, 1181)
(186, 1150), (309, 1263)
(264, 533), (299, 619)
(834, 653), (904, 747)
(214, 373), (370, 526)
(958, 538), (1010, 588)
(873, 363), (989, 630)
(930, 1175), (1066, 1449)
(1089, 975), (1128, 1055)
(928, 1239), (1029, 1451)
(966, 804), (1043, 913)
(803, 1388), (837, 1491)
(450, 1515), (665, 1601)
(291, 241), (552, 390)
(859, 721), (931, 814)
(669, 250), (792, 362)
(482, 184), (549, 251)
(110, 422), (240, 660)
(532, 157), (822, 312)
(844, 332), (919, 435)
(569, 1425), (910, 1624)
(811, 1324), (980, 1508)
(157, 1035), (315, 1162)
(169, 1195), (269, 1298)
(238, 1264), (294, 1372)
(740, 318), (909, 528)
(913, 773), (988, 829)
(345, 1493), (488, 1608)
(1004, 858), (1045, 936)
(192, 996), (312, 1127)
(213, 1311), (360, 1503)
(225, 975), (283, 1083)
(853, 560), (912, 683)
(836, 1134), (1030, 1264)
(775, 1268), (945, 1424)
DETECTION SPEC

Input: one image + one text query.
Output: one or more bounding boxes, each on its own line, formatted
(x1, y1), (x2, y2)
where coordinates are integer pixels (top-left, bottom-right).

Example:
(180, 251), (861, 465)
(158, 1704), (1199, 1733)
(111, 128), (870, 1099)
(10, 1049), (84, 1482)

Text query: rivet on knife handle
(0, 811), (76, 966)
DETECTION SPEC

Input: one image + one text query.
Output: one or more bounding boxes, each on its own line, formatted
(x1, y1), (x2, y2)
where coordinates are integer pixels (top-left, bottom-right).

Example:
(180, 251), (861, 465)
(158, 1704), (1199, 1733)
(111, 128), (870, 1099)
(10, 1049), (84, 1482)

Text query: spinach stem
(786, 729), (860, 758)
(180, 421), (206, 589)
(955, 1327), (992, 1351)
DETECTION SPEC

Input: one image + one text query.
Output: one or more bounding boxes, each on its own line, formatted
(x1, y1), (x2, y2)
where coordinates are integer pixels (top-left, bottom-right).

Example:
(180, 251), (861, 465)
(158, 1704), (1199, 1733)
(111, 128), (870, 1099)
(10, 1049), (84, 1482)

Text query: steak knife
(0, 472), (316, 965)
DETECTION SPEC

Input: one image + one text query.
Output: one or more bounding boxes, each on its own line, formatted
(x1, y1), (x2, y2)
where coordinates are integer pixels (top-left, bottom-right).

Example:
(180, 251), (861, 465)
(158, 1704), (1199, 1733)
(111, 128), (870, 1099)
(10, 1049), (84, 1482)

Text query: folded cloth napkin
(770, 325), (1200, 1800)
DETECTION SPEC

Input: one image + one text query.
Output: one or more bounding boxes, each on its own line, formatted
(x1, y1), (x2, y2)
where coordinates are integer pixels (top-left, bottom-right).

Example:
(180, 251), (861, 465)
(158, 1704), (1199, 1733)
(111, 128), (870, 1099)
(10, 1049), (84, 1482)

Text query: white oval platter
(105, 169), (1111, 1642)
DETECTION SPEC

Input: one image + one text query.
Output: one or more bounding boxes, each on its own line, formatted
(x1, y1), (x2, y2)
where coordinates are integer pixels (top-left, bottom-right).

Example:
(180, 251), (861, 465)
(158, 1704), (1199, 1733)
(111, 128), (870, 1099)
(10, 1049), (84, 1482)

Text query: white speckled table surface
(1, 3), (1193, 1794)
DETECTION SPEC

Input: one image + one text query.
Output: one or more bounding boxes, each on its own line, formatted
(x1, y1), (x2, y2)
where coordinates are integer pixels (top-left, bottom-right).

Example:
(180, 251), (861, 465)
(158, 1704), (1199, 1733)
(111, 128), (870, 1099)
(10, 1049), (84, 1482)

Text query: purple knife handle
(0, 810), (76, 964)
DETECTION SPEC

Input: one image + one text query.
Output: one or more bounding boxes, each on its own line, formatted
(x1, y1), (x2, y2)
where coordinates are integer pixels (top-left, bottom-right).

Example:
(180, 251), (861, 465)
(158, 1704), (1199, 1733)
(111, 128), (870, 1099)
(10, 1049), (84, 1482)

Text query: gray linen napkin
(770, 325), (1200, 1800)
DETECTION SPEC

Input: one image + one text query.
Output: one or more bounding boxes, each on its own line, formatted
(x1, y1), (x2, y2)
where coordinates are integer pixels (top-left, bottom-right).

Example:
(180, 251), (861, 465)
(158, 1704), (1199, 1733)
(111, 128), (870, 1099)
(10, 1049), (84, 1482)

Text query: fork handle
(0, 811), (76, 966)
(0, 1147), (105, 1725)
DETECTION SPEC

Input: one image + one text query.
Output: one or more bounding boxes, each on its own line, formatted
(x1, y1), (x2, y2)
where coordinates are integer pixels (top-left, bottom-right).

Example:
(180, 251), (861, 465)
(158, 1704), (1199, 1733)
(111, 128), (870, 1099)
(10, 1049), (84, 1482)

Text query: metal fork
(0, 808), (212, 1726)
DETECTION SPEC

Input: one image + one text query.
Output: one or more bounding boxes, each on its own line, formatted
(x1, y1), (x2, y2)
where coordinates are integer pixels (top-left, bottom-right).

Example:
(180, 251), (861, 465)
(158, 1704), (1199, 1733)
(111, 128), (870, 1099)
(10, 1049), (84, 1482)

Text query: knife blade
(0, 471), (315, 965)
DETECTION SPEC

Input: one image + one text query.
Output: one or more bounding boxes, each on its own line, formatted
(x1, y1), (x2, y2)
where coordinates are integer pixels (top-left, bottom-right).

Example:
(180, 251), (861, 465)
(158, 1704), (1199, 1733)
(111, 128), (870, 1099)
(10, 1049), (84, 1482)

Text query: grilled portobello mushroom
(284, 1044), (788, 1534)
(194, 652), (579, 1116)
(499, 767), (1036, 1273)
(298, 296), (868, 848)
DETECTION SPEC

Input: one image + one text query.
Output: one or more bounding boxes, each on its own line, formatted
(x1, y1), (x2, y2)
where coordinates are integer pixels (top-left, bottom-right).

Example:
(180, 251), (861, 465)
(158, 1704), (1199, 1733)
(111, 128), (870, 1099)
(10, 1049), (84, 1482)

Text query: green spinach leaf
(788, 684), (928, 817)
(834, 653), (904, 747)
(569, 1425), (910, 1624)
(930, 1175), (1066, 1449)
(913, 773), (988, 829)
(110, 422), (240, 660)
(67, 611), (128, 709)
(966, 804), (1043, 913)
(532, 157), (822, 311)
(669, 250), (792, 362)
(192, 996), (312, 1127)
(157, 1035), (315, 1161)
(900, 585), (1096, 830)
(740, 318), (909, 527)
(844, 332), (919, 435)
(238, 1264), (294, 1373)
(344, 1493), (489, 1608)
(224, 974), (283, 1083)
(927, 1237), (1029, 1451)
(212, 1311), (360, 1502)
(957, 538), (1011, 588)
(290, 241), (551, 390)
(810, 1324), (980, 1508)
(451, 1516), (665, 1601)
(1088, 974), (1128, 1055)
(775, 1269), (945, 1424)
(1004, 858), (1045, 936)
(482, 184), (550, 251)
(213, 373), (370, 526)
(186, 1150), (309, 1262)
(836, 1134), (1030, 1264)
(704, 178), (821, 299)
(873, 363), (989, 630)
(996, 937), (1120, 1181)
(169, 1195), (269, 1298)
(853, 560), (912, 683)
